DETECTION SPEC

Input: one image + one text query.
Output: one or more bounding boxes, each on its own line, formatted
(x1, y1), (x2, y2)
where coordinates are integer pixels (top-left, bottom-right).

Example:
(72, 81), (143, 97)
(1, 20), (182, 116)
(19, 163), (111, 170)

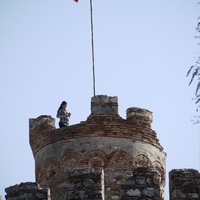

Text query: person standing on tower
(56, 101), (71, 128)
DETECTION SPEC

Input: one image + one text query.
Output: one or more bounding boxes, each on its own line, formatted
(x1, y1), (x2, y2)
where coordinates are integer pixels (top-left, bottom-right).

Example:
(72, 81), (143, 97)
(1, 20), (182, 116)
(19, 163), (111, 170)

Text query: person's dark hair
(58, 101), (67, 110)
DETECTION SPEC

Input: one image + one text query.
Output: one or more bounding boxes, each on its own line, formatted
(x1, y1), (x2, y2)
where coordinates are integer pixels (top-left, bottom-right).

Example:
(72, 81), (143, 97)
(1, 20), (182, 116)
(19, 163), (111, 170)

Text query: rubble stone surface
(169, 169), (200, 200)
(5, 182), (50, 200)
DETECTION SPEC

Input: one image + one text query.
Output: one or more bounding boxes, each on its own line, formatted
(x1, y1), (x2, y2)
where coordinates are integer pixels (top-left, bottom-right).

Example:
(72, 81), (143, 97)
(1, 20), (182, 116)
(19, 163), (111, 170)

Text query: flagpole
(90, 0), (96, 96)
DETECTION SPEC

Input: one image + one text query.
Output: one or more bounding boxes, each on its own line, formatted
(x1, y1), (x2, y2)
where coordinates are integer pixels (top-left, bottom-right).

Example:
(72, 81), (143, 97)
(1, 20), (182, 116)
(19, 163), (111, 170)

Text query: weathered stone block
(91, 95), (118, 115)
(126, 107), (153, 126)
(169, 169), (200, 200)
(5, 182), (50, 200)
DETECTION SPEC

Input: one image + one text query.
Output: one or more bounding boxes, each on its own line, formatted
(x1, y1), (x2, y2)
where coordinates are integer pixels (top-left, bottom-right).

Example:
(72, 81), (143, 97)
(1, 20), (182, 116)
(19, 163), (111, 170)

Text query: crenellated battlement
(91, 95), (118, 115)
(29, 95), (163, 157)
(28, 95), (166, 200)
(4, 95), (200, 200)
(126, 107), (153, 127)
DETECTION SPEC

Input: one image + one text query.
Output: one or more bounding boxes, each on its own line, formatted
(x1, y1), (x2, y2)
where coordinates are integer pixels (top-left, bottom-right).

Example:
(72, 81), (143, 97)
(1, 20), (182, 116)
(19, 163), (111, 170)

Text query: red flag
(74, 0), (78, 2)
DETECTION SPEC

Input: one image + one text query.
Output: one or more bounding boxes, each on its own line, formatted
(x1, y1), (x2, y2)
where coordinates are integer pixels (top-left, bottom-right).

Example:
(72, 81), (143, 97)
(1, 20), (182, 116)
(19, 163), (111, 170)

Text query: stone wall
(5, 168), (200, 200)
(169, 169), (200, 200)
(4, 167), (163, 200)
(91, 95), (118, 115)
(51, 168), (104, 200)
(121, 167), (162, 200)
(5, 182), (50, 200)
(33, 137), (165, 195)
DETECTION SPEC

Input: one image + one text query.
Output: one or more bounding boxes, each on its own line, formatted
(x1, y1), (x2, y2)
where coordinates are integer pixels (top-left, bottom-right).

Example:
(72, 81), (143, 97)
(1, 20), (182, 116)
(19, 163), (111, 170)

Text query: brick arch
(60, 149), (82, 171)
(107, 150), (133, 172)
(134, 154), (152, 168)
(84, 150), (108, 168)
(153, 161), (165, 186)
(43, 157), (59, 180)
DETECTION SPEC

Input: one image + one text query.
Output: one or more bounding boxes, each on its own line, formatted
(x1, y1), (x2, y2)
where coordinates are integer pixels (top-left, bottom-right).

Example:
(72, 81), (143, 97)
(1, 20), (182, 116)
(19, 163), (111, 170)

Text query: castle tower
(29, 95), (166, 200)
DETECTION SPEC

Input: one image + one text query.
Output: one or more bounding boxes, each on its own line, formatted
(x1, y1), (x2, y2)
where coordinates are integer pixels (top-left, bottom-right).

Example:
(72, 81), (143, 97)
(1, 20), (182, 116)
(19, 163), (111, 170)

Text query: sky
(0, 0), (199, 199)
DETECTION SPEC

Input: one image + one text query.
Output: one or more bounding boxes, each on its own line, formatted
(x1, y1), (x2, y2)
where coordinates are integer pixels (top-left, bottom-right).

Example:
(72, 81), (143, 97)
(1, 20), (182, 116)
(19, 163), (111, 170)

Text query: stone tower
(29, 95), (166, 200)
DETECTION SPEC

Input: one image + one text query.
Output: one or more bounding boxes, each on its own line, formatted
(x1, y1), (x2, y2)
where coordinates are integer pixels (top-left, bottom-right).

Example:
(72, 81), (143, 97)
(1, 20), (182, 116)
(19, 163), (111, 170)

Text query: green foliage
(187, 17), (200, 112)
